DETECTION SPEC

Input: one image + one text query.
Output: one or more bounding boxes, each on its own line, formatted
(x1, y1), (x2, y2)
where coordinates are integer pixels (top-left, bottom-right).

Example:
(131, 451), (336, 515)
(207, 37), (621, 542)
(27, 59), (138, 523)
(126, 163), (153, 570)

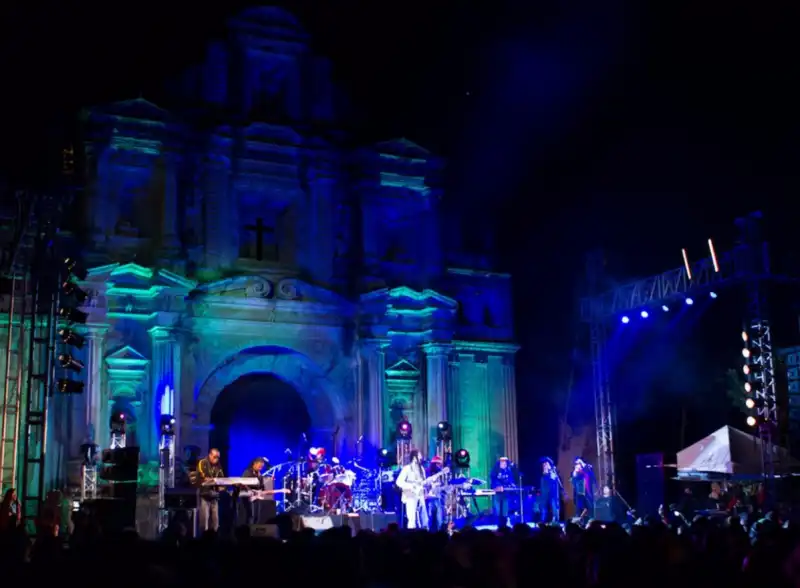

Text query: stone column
(149, 327), (182, 459)
(84, 326), (108, 448)
(424, 343), (450, 457)
(160, 153), (180, 254)
(364, 341), (386, 450)
(202, 157), (231, 268)
(503, 358), (519, 461)
(447, 360), (461, 449)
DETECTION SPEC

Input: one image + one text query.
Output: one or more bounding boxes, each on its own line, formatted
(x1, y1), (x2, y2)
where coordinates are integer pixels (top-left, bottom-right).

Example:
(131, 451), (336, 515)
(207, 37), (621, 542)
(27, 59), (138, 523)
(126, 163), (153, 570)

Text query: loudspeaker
(250, 524), (279, 538)
(636, 453), (665, 518)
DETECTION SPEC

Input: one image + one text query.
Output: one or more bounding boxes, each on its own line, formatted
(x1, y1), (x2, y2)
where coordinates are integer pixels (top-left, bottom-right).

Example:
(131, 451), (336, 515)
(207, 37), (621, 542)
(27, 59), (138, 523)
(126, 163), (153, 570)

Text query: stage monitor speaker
(250, 524), (279, 538)
(165, 489), (197, 509)
(636, 453), (665, 519)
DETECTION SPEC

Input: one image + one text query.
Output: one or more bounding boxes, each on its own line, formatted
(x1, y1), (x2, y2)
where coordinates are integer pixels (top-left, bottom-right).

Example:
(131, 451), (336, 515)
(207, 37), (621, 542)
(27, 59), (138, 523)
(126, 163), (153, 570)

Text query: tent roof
(676, 425), (796, 478)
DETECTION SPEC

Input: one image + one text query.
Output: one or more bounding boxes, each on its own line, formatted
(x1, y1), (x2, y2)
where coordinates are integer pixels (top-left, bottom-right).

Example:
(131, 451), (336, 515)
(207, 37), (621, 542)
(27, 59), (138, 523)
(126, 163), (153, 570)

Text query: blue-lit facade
(5, 7), (518, 487)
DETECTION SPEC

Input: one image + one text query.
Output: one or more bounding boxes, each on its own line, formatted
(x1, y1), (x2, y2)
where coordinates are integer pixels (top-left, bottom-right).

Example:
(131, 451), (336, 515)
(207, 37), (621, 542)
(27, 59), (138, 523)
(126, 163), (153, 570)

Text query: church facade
(9, 7), (518, 486)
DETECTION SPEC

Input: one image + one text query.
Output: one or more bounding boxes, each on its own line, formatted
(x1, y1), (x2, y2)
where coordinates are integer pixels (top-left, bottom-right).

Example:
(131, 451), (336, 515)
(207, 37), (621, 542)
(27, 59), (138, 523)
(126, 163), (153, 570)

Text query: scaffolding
(580, 212), (778, 488)
(19, 197), (62, 527)
(1, 194), (34, 492)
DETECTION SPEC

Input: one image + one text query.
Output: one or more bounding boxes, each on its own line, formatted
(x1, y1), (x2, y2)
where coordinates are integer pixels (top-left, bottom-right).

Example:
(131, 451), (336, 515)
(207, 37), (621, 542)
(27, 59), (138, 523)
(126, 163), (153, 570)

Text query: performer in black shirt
(539, 457), (562, 523)
(490, 457), (516, 522)
(236, 457), (268, 526)
(571, 457), (595, 518)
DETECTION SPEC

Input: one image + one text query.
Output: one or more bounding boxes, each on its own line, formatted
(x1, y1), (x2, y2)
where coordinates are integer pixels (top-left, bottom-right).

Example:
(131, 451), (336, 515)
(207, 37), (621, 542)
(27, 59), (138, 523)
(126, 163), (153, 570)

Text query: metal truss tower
(737, 213), (778, 490)
(1, 193), (35, 492)
(581, 212), (776, 487)
(19, 196), (62, 526)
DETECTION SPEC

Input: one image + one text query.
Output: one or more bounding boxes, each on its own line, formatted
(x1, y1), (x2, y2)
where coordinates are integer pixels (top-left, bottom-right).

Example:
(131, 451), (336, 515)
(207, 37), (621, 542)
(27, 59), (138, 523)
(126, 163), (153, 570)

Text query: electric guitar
(248, 489), (289, 502)
(401, 467), (450, 501)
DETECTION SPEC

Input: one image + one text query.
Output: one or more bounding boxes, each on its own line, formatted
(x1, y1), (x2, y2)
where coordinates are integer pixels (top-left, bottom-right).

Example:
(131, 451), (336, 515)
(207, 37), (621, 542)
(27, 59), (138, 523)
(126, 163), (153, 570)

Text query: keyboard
(205, 477), (261, 486)
(465, 489), (496, 497)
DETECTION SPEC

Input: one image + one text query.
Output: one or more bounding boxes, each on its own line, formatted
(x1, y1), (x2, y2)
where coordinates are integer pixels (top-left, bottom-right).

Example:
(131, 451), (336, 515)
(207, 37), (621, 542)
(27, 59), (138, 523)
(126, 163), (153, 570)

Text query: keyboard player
(490, 457), (517, 522)
(195, 448), (224, 532)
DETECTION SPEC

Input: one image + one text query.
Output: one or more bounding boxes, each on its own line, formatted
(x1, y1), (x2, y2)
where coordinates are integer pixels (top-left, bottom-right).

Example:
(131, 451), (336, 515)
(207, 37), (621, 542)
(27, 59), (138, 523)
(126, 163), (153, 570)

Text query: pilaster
(84, 325), (109, 447)
(423, 343), (451, 457)
(159, 153), (180, 256)
(149, 326), (182, 456)
(363, 339), (387, 451)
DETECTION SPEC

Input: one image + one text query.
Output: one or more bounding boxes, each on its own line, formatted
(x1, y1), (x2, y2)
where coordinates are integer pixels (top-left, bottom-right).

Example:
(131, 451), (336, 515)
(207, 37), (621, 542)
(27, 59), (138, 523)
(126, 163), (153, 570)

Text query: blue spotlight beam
(581, 244), (764, 322)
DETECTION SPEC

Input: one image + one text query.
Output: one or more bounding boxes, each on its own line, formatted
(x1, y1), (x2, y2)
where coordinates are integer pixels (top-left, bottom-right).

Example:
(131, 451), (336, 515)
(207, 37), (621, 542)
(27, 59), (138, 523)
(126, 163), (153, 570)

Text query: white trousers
(404, 496), (429, 529)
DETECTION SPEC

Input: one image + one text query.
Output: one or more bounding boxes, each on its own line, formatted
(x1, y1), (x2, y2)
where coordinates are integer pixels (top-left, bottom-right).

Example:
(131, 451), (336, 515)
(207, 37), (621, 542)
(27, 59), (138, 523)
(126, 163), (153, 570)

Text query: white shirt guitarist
(396, 450), (449, 529)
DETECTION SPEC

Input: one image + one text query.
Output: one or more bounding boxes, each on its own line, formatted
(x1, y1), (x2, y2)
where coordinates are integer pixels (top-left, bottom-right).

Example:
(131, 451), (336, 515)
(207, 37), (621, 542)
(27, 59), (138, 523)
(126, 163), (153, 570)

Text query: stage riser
(301, 513), (395, 533)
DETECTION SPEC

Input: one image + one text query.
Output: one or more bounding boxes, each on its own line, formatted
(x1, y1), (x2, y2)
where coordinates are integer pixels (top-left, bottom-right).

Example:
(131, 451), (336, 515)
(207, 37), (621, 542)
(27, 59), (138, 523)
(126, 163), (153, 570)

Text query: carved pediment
(84, 263), (197, 297)
(195, 275), (350, 307)
(361, 286), (458, 313)
(376, 138), (430, 160)
(94, 98), (171, 125)
(106, 345), (149, 366)
(385, 358), (420, 378)
(105, 345), (149, 401)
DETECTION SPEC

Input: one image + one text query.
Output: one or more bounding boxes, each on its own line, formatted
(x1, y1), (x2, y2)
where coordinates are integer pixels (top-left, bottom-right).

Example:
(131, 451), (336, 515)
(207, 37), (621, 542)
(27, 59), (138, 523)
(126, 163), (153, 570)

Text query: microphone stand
(554, 468), (567, 523)
(517, 470), (524, 524)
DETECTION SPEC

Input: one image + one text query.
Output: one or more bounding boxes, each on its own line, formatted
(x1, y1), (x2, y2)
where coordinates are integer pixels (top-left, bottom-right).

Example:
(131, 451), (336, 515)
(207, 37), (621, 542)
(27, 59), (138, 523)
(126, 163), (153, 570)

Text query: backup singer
(426, 456), (446, 531)
(396, 450), (429, 529)
(195, 448), (224, 532)
(490, 457), (517, 520)
(571, 457), (595, 518)
(540, 457), (561, 523)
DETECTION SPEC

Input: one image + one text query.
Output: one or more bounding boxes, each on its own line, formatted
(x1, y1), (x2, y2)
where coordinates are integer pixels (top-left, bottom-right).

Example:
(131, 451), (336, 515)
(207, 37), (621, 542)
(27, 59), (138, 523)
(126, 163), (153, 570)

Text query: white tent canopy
(677, 425), (796, 478)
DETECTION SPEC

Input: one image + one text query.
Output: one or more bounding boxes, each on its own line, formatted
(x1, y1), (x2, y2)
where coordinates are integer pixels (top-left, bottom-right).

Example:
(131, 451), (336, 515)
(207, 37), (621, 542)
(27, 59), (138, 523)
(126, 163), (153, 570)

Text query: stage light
(62, 281), (88, 303)
(745, 398), (756, 410)
(397, 420), (412, 439)
(662, 305), (669, 312)
(159, 414), (176, 436)
(379, 448), (389, 457)
(454, 448), (471, 468)
(621, 316), (630, 324)
(110, 411), (126, 434)
(640, 310), (649, 319)
(58, 328), (85, 349)
(746, 416), (757, 427)
(743, 365), (750, 376)
(744, 382), (752, 393)
(58, 379), (84, 394)
(64, 258), (88, 281)
(710, 292), (718, 299)
(741, 331), (749, 342)
(59, 307), (88, 324)
(436, 421), (452, 441)
(58, 353), (84, 372)
(685, 298), (694, 306)
(742, 348), (751, 359)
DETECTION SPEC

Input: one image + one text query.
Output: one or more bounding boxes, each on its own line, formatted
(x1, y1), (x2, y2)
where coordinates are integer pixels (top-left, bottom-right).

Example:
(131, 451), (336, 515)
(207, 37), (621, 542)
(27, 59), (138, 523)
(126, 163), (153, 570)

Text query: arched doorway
(209, 372), (312, 476)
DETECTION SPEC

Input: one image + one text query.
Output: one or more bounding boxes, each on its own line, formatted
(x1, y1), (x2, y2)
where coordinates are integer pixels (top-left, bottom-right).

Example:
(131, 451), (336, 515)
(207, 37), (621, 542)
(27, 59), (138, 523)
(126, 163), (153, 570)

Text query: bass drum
(320, 483), (352, 511)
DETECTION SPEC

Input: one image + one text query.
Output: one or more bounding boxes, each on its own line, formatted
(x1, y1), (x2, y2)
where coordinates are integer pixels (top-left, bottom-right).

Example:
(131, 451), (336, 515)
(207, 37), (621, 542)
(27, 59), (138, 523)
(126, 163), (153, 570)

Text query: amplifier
(165, 489), (198, 509)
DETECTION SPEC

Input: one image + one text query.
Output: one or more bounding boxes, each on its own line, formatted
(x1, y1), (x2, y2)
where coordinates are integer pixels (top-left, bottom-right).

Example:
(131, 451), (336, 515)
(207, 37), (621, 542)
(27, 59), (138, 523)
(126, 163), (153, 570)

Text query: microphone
(357, 435), (364, 444)
(284, 448), (292, 455)
(302, 432), (307, 441)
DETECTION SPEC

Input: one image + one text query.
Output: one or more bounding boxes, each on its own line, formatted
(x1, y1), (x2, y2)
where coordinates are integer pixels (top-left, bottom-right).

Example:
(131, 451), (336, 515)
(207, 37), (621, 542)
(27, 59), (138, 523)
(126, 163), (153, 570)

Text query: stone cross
(244, 218), (276, 261)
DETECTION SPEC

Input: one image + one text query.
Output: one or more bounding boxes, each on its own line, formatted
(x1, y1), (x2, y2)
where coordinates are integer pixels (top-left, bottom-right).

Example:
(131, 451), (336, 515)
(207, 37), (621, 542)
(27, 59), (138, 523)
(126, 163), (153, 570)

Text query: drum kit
(275, 455), (371, 514)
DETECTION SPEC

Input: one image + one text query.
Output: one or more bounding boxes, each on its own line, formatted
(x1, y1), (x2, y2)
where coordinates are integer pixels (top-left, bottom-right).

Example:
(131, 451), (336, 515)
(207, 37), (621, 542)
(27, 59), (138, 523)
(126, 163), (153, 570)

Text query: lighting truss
(81, 464), (97, 501)
(110, 432), (126, 449)
(581, 212), (777, 489)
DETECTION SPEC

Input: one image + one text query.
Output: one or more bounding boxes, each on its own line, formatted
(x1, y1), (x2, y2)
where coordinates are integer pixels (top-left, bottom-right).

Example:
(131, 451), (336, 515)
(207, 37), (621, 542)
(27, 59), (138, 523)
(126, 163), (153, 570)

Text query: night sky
(2, 1), (797, 477)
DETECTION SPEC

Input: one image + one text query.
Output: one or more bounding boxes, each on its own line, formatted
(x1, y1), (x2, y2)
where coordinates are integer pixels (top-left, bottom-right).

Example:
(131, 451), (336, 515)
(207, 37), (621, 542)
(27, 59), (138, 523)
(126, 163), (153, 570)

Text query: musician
(426, 456), (446, 531)
(571, 457), (595, 518)
(195, 448), (224, 532)
(490, 457), (517, 521)
(236, 457), (268, 526)
(540, 457), (561, 523)
(396, 450), (429, 529)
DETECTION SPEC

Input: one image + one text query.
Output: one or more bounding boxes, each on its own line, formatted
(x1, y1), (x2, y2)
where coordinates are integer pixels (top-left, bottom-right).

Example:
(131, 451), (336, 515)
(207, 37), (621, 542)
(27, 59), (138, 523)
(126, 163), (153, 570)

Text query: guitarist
(236, 457), (268, 526)
(396, 450), (429, 529)
(195, 448), (224, 532)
